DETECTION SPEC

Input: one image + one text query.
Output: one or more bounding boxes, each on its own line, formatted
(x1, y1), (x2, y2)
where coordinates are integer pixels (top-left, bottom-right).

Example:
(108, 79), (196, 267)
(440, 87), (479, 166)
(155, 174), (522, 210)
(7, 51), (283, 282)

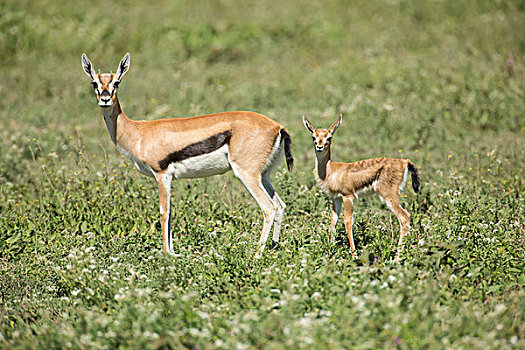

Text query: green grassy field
(1, 0), (524, 348)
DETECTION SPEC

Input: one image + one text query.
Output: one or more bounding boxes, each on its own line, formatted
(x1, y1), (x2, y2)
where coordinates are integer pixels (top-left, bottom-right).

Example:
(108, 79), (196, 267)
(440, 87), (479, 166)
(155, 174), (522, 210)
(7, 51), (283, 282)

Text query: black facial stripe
(158, 130), (232, 171)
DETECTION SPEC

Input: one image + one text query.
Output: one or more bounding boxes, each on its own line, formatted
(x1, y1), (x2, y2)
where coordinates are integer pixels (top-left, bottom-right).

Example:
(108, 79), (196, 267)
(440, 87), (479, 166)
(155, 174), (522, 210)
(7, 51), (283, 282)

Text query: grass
(1, 0), (524, 348)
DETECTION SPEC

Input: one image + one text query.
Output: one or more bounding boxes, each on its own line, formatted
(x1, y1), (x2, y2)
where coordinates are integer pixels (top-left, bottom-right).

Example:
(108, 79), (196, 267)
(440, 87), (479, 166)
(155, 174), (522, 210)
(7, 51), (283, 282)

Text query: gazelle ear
(302, 115), (316, 133)
(81, 53), (96, 80)
(115, 52), (130, 81)
(329, 113), (343, 134)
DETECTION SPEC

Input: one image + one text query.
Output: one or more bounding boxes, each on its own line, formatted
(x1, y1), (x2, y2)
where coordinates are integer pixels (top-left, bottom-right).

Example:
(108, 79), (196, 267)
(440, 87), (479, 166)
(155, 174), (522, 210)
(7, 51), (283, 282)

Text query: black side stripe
(356, 167), (382, 192)
(158, 130), (232, 171)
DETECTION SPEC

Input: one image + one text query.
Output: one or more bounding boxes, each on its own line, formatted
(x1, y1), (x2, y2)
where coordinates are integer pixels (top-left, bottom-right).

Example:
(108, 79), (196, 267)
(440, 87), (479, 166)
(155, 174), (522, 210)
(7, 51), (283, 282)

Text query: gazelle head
(81, 53), (130, 109)
(302, 113), (342, 153)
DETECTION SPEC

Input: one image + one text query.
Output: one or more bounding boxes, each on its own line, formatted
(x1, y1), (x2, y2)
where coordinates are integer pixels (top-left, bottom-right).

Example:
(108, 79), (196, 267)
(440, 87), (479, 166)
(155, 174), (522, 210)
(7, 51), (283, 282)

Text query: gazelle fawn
(81, 53), (293, 257)
(303, 113), (419, 261)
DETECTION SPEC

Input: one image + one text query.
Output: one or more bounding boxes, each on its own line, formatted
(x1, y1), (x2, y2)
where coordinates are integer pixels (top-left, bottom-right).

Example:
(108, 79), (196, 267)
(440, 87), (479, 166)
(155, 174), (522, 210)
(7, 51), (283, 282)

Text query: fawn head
(302, 113), (342, 153)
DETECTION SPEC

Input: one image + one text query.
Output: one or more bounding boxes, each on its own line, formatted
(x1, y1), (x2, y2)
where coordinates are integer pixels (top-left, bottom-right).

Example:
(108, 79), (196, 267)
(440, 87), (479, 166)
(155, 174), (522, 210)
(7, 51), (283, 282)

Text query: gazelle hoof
(269, 240), (279, 250)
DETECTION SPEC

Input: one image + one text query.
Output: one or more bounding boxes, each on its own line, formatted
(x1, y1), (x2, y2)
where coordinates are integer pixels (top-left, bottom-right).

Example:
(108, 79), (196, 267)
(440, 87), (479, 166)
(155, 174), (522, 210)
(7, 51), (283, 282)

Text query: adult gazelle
(81, 53), (293, 256)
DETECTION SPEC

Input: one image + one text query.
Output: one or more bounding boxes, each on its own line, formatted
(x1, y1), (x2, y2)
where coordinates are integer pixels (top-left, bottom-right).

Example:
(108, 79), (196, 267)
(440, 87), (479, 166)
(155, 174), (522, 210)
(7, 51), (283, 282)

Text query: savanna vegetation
(1, 0), (524, 348)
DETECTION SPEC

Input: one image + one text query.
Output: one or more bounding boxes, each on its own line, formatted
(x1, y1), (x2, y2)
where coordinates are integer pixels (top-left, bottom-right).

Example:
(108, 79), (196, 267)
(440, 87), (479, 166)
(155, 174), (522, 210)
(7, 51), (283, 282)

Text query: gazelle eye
(113, 81), (120, 88)
(312, 136), (316, 141)
(326, 137), (332, 142)
(91, 82), (98, 90)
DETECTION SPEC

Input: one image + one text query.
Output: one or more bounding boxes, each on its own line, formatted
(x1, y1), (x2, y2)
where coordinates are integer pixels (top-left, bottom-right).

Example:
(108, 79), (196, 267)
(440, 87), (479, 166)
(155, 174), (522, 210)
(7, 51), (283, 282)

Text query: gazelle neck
(101, 98), (131, 145)
(315, 148), (331, 180)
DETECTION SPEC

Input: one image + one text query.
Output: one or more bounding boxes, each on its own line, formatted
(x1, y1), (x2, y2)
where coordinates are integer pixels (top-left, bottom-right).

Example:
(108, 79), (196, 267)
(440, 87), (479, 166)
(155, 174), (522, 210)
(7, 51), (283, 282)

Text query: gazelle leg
(261, 173), (286, 249)
(330, 196), (343, 243)
(381, 194), (411, 262)
(392, 202), (410, 262)
(342, 195), (357, 257)
(155, 172), (174, 254)
(231, 165), (277, 258)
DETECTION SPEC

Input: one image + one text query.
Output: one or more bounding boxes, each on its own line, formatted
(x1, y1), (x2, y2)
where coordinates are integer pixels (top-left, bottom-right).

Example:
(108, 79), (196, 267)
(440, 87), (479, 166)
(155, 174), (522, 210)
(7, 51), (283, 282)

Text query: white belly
(168, 144), (231, 179)
(355, 184), (375, 199)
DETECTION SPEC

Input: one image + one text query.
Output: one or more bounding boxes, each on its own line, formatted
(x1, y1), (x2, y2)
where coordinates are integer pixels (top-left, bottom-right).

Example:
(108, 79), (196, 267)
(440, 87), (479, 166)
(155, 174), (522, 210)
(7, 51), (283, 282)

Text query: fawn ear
(81, 53), (96, 80)
(329, 113), (343, 134)
(115, 53), (130, 81)
(302, 115), (316, 134)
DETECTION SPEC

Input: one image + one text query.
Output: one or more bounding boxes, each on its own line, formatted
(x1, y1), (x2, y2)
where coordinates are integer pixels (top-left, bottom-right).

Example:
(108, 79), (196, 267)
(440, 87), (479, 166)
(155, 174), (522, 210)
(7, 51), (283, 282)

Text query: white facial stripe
(92, 77), (102, 94)
(92, 75), (120, 101)
(108, 77), (120, 94)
